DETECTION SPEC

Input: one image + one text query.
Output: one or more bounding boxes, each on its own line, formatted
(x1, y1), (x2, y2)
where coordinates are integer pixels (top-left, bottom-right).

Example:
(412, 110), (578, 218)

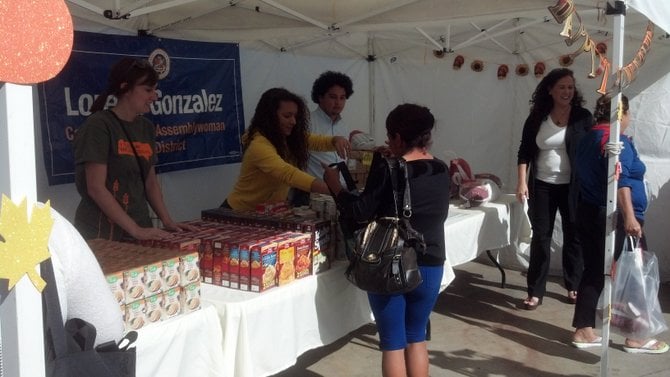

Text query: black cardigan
(334, 152), (451, 266)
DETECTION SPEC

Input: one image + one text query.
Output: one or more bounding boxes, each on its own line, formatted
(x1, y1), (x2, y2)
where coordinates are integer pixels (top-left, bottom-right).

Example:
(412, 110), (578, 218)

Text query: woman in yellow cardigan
(222, 87), (350, 211)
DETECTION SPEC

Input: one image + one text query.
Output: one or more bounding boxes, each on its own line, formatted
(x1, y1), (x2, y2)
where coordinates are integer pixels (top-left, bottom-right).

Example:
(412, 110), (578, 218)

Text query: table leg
(486, 250), (506, 288)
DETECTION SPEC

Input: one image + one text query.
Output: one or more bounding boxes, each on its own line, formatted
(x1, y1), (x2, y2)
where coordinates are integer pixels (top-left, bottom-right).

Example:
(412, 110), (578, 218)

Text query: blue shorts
(368, 265), (443, 350)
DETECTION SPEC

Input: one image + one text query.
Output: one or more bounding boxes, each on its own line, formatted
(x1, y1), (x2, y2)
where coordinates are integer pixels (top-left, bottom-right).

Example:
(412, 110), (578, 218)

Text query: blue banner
(39, 31), (244, 185)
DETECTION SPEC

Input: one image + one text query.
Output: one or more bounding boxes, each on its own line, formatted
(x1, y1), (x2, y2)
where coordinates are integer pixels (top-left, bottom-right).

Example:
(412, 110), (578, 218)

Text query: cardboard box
(163, 287), (182, 319)
(180, 281), (201, 313)
(125, 298), (147, 331)
(179, 251), (200, 286)
(250, 241), (278, 292)
(276, 234), (295, 286)
(145, 293), (165, 324)
(161, 255), (181, 290)
(292, 233), (312, 279)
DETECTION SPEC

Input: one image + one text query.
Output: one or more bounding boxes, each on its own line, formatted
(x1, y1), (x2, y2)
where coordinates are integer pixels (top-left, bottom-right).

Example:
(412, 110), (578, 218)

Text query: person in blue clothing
(571, 94), (668, 354)
(323, 103), (450, 377)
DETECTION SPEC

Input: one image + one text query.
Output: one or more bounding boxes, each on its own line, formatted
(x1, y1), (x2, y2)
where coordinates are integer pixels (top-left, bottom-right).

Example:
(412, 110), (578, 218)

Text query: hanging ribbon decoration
(547, 0), (654, 95)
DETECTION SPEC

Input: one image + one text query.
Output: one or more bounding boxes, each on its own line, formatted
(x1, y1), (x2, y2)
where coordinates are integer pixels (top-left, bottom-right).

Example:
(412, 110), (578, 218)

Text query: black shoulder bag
(42, 258), (137, 377)
(345, 157), (425, 295)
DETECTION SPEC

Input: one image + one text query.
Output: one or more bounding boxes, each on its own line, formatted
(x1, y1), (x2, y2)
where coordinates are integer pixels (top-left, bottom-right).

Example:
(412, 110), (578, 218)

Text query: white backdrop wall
(34, 41), (670, 281)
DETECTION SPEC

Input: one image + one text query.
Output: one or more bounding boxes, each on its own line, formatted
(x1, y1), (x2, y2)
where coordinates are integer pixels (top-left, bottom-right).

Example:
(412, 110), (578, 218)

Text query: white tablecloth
(135, 195), (529, 377)
(201, 262), (372, 377)
(135, 305), (226, 377)
(441, 194), (528, 289)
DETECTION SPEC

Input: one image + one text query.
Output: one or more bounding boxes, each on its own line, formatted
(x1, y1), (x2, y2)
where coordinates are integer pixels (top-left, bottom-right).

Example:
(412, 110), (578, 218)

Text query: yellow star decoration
(0, 195), (54, 292)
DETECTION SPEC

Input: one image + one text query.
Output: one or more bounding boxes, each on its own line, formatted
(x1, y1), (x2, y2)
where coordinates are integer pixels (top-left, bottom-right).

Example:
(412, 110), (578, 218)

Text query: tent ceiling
(68, 0), (669, 63)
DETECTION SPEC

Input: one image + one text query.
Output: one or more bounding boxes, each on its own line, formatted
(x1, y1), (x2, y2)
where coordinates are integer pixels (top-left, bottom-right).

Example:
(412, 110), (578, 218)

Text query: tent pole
(600, 2), (626, 376)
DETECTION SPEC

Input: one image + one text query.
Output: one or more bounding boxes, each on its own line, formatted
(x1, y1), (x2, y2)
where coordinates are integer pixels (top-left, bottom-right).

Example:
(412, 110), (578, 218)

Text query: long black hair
(89, 57), (159, 113)
(527, 68), (585, 125)
(246, 88), (311, 169)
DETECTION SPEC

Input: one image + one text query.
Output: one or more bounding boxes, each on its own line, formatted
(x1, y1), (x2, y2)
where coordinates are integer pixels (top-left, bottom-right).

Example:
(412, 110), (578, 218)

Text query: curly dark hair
(594, 94), (629, 123)
(386, 103), (434, 154)
(90, 57), (159, 113)
(527, 68), (585, 125)
(246, 88), (311, 169)
(310, 71), (354, 103)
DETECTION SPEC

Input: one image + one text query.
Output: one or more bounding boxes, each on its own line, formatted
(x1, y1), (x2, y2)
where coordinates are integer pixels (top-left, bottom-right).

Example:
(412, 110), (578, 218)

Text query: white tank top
(535, 118), (570, 184)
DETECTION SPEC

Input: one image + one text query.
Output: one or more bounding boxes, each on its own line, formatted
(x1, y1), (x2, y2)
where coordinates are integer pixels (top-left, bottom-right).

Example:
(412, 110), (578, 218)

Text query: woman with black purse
(323, 104), (450, 377)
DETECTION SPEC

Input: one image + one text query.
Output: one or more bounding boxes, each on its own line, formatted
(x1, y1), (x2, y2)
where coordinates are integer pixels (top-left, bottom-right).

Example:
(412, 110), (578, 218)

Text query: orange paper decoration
(0, 0), (74, 84)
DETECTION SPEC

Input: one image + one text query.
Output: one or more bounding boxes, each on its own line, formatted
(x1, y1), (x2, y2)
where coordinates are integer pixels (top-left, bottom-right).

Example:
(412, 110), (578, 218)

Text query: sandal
(523, 297), (542, 310)
(567, 291), (578, 304)
(623, 339), (670, 354)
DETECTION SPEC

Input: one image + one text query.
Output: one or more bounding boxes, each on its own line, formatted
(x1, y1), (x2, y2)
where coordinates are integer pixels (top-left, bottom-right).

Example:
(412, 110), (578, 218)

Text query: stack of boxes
(89, 239), (202, 331)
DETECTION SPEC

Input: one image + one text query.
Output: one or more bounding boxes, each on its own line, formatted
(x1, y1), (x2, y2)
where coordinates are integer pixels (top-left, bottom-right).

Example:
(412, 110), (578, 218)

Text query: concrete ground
(272, 260), (670, 377)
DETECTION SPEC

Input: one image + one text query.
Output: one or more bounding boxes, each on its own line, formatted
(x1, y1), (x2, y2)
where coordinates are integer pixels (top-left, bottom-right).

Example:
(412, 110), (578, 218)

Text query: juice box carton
(145, 293), (165, 324)
(163, 287), (182, 319)
(123, 265), (145, 304)
(125, 298), (147, 331)
(161, 254), (181, 290)
(179, 251), (200, 285)
(180, 281), (201, 314)
(250, 241), (278, 292)
(142, 259), (164, 298)
(105, 269), (125, 305)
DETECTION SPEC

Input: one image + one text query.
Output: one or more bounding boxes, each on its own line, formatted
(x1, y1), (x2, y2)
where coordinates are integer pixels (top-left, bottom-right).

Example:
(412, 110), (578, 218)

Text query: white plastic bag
(597, 237), (668, 339)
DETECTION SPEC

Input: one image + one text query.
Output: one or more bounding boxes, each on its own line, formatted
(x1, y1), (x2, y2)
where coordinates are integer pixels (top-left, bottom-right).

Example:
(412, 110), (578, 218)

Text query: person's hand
(516, 182), (529, 203)
(623, 216), (643, 238)
(332, 136), (351, 159)
(163, 221), (199, 233)
(131, 226), (174, 241)
(373, 145), (392, 158)
(322, 162), (344, 196)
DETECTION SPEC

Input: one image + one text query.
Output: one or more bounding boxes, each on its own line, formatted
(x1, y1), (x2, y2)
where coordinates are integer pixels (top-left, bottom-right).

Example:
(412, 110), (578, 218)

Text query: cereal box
(199, 235), (216, 284)
(292, 233), (312, 279)
(238, 238), (254, 291)
(250, 241), (278, 292)
(276, 234), (295, 286)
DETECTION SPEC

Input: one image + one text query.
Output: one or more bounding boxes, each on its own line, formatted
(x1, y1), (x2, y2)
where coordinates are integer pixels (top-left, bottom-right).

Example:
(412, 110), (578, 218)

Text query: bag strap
(384, 157), (412, 219)
(42, 258), (69, 359)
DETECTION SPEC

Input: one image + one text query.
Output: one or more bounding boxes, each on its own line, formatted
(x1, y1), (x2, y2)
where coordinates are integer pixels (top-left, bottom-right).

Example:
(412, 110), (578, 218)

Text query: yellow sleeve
(247, 136), (316, 192)
(307, 134), (336, 152)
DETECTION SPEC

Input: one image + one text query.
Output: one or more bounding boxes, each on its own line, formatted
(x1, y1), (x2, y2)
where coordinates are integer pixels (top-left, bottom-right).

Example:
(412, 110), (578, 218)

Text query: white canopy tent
(2, 1), (670, 375)
(56, 0), (670, 279)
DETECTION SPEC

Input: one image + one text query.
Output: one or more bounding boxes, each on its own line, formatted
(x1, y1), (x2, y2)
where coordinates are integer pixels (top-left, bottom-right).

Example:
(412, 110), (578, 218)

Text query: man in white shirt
(307, 71), (354, 179)
(290, 71), (354, 207)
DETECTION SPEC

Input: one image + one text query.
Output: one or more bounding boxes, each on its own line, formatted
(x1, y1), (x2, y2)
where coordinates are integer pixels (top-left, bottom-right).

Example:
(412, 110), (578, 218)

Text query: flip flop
(571, 337), (602, 349)
(623, 339), (670, 354)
